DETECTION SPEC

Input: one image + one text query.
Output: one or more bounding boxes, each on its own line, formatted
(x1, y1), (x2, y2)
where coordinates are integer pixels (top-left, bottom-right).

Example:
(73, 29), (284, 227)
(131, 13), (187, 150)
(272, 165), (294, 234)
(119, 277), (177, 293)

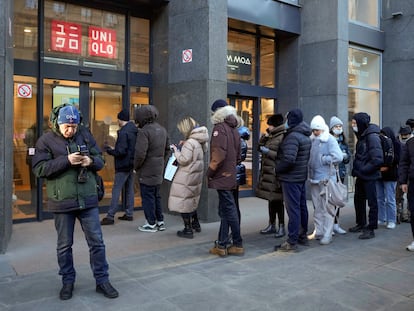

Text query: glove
(260, 146), (269, 154)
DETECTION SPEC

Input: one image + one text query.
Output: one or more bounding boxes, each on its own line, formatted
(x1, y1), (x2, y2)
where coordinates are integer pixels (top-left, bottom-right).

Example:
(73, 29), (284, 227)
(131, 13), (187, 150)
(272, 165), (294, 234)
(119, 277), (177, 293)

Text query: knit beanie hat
(57, 105), (80, 125)
(287, 108), (303, 128)
(267, 114), (284, 127)
(329, 116), (343, 129)
(399, 126), (411, 135)
(211, 99), (227, 112)
(117, 108), (130, 121)
(310, 115), (326, 130)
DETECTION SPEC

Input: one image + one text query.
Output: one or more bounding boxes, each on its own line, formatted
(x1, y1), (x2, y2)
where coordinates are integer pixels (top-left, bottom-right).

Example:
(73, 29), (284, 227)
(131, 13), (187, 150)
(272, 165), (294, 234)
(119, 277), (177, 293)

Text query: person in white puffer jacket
(308, 115), (343, 245)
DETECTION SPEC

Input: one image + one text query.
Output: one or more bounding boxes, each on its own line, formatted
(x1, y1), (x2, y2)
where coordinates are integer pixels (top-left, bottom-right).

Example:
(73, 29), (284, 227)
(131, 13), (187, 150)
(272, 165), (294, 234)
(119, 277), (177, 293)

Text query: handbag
(164, 154), (178, 181)
(321, 165), (348, 208)
(95, 173), (105, 201)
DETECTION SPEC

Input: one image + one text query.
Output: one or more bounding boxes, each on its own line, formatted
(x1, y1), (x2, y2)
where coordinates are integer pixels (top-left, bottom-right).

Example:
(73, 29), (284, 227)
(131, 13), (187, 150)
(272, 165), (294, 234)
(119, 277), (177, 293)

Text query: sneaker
(378, 220), (386, 226)
(138, 222), (158, 233)
(298, 236), (310, 246)
(275, 241), (298, 252)
(157, 221), (166, 231)
(320, 236), (332, 245)
(118, 214), (133, 221)
(100, 217), (114, 225)
(209, 245), (228, 257)
(358, 229), (375, 239)
(386, 222), (396, 229)
(307, 230), (322, 240)
(349, 225), (364, 233)
(227, 245), (245, 256)
(333, 224), (347, 235)
(406, 241), (414, 251)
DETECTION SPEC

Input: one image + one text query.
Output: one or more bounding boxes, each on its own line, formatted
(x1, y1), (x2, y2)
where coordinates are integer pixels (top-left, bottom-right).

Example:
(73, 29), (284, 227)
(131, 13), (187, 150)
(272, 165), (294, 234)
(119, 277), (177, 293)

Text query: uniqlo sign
(88, 26), (116, 58)
(51, 20), (81, 54)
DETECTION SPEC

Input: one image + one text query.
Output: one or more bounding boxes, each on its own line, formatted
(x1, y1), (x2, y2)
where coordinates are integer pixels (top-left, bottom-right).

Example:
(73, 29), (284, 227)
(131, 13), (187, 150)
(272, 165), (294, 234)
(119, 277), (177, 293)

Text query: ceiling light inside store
(24, 28), (31, 33)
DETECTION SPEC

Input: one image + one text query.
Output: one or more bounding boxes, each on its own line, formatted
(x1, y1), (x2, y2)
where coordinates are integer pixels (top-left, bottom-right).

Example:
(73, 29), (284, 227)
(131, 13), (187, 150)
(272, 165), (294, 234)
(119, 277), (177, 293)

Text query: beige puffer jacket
(168, 126), (209, 213)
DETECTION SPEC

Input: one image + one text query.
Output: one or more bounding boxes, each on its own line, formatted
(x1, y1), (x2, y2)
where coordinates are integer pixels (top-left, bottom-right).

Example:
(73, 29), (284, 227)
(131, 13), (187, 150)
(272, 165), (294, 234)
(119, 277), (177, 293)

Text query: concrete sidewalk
(1, 197), (414, 310)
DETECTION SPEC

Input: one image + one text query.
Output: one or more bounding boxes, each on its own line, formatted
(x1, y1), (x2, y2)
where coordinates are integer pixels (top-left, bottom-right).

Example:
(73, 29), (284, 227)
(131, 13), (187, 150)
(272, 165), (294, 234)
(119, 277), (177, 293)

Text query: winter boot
(274, 224), (286, 238)
(177, 214), (193, 239)
(191, 211), (201, 233)
(260, 223), (276, 234)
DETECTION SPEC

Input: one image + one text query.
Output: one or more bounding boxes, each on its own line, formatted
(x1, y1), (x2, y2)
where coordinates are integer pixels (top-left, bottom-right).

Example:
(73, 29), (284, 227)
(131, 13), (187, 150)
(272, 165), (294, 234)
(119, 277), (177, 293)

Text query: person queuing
(168, 117), (209, 239)
(396, 125), (412, 223)
(256, 114), (286, 238)
(32, 104), (118, 300)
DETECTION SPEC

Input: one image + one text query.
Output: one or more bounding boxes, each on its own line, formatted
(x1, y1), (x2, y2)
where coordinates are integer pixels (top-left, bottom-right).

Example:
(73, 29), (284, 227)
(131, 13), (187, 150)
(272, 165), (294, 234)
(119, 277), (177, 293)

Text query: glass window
(13, 0), (39, 60)
(260, 38), (275, 87)
(349, 0), (379, 28)
(130, 17), (150, 73)
(44, 1), (125, 70)
(227, 31), (256, 85)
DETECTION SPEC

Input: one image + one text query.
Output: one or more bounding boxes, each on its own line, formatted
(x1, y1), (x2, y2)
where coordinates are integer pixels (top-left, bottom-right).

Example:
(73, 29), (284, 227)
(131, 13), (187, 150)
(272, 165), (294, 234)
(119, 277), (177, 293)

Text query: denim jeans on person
(376, 180), (397, 223)
(217, 190), (242, 248)
(280, 181), (308, 245)
(140, 183), (164, 225)
(107, 170), (135, 219)
(354, 178), (378, 230)
(54, 207), (109, 285)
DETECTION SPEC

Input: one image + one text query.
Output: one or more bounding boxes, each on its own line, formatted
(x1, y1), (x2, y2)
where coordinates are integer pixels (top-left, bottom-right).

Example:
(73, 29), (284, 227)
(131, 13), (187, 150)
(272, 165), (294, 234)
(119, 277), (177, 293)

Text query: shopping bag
(164, 154), (178, 181)
(320, 165), (348, 208)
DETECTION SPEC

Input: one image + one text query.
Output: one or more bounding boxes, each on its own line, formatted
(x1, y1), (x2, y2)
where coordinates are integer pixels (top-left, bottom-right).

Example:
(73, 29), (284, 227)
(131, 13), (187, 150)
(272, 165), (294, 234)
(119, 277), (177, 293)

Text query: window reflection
(349, 0), (379, 28)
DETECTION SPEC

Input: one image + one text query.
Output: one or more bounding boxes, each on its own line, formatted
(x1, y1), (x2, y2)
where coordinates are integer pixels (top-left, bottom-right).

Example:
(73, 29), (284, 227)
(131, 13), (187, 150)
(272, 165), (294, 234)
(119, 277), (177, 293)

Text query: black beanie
(117, 108), (130, 121)
(287, 108), (303, 128)
(211, 99), (227, 112)
(267, 114), (284, 127)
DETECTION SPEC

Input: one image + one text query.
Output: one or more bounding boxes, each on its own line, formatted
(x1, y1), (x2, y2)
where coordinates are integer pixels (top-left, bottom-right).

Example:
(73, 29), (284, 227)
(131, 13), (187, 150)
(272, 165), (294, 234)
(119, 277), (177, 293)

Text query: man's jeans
(376, 180), (397, 223)
(54, 207), (109, 285)
(354, 178), (378, 230)
(281, 181), (308, 245)
(107, 170), (135, 218)
(140, 183), (163, 225)
(217, 190), (242, 247)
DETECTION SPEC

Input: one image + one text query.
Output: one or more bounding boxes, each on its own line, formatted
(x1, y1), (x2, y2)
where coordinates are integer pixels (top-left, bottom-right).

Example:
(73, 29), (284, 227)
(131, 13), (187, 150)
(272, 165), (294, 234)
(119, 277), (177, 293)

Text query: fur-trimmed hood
(310, 123), (330, 142)
(210, 105), (239, 127)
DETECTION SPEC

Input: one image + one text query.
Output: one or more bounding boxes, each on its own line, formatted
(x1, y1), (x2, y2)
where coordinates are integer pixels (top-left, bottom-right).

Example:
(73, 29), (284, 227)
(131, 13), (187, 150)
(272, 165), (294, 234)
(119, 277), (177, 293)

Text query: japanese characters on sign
(50, 20), (117, 59)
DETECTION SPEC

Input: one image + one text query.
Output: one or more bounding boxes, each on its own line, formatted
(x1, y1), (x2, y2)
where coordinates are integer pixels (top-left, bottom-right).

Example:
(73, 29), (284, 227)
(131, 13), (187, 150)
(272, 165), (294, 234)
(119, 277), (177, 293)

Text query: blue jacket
(106, 121), (138, 172)
(275, 121), (312, 183)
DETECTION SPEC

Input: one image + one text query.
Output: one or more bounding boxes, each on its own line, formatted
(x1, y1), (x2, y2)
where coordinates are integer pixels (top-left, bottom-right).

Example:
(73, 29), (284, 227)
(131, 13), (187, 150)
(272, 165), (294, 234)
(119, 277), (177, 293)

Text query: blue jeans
(54, 207), (109, 285)
(281, 181), (308, 245)
(354, 178), (378, 230)
(107, 170), (135, 218)
(217, 190), (242, 247)
(140, 183), (163, 225)
(376, 180), (397, 223)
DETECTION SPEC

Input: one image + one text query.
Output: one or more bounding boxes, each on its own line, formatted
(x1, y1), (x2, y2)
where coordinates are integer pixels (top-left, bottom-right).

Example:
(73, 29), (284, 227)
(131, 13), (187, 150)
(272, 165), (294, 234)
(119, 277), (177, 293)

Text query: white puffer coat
(168, 126), (209, 213)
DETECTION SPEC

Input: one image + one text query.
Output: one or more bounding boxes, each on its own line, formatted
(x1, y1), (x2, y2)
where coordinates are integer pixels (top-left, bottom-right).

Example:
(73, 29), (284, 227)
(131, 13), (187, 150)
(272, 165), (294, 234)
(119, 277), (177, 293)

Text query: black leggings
(268, 200), (284, 225)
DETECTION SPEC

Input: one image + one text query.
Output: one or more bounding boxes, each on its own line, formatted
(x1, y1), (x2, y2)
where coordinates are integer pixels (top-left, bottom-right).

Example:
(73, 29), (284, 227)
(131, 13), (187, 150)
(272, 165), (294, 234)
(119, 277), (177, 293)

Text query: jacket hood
(211, 105), (239, 127)
(353, 112), (370, 134)
(310, 123), (330, 142)
(289, 121), (312, 137)
(381, 126), (397, 144)
(134, 105), (159, 128)
(189, 126), (209, 152)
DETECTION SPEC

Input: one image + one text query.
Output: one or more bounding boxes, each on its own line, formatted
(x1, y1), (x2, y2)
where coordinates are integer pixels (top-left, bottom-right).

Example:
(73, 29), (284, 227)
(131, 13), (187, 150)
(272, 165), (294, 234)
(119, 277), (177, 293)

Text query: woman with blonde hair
(168, 116), (209, 238)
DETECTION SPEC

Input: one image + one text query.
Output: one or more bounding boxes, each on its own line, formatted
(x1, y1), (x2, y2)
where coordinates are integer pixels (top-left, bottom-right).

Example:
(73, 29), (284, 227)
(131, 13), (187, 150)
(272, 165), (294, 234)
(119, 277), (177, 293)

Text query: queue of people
(30, 101), (414, 301)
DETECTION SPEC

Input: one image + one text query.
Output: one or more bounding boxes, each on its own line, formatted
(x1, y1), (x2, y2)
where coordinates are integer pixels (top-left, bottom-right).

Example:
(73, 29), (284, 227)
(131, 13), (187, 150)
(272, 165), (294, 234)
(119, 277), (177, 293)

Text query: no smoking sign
(182, 49), (192, 63)
(17, 84), (33, 98)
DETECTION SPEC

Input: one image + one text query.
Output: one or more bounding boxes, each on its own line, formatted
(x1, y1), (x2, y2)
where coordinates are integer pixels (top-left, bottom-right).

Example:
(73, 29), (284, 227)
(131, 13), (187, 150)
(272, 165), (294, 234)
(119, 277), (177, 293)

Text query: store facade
(2, 0), (409, 253)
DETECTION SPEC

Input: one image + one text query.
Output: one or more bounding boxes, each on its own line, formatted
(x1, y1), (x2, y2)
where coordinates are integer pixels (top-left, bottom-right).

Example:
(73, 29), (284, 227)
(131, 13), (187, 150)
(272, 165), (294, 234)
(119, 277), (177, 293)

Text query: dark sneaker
(349, 225), (364, 233)
(227, 245), (245, 256)
(260, 224), (276, 234)
(157, 221), (166, 231)
(118, 214), (133, 221)
(59, 283), (74, 300)
(96, 282), (119, 299)
(358, 229), (375, 240)
(100, 217), (114, 226)
(298, 236), (310, 246)
(209, 245), (228, 257)
(275, 241), (298, 252)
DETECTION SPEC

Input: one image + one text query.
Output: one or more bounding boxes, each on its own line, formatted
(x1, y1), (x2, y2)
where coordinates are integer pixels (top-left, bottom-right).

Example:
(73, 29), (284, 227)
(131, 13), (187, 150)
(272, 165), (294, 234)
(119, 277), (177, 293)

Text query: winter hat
(329, 116), (343, 129)
(399, 125), (411, 135)
(117, 108), (130, 121)
(57, 105), (80, 125)
(406, 118), (414, 129)
(267, 114), (284, 127)
(310, 115), (326, 130)
(211, 99), (227, 112)
(238, 126), (250, 140)
(287, 108), (303, 128)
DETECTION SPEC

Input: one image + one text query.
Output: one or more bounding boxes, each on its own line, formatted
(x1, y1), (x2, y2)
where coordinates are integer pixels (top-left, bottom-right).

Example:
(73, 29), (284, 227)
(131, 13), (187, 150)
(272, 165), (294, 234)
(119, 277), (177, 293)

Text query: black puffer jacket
(380, 127), (400, 181)
(399, 137), (414, 183)
(351, 113), (383, 180)
(275, 121), (311, 183)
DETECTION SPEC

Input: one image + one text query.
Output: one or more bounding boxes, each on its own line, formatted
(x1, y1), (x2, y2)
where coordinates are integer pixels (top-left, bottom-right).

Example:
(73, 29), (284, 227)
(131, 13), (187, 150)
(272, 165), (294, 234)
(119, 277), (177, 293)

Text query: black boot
(191, 211), (201, 233)
(274, 224), (286, 238)
(260, 223), (276, 234)
(177, 214), (193, 239)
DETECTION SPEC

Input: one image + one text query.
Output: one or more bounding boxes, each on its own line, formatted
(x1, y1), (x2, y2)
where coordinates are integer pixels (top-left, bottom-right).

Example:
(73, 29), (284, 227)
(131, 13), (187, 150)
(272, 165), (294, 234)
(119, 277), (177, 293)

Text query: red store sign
(51, 20), (81, 54)
(88, 26), (117, 59)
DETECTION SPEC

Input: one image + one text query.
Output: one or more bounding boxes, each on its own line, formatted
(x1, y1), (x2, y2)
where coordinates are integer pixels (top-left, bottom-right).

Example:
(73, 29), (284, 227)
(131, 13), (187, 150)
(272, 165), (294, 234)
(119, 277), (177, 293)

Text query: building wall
(0, 0), (14, 253)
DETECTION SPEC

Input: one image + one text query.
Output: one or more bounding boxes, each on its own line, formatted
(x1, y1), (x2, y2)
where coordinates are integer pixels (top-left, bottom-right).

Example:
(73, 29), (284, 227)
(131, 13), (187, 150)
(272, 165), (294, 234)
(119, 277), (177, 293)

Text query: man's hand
(401, 184), (408, 193)
(68, 152), (92, 166)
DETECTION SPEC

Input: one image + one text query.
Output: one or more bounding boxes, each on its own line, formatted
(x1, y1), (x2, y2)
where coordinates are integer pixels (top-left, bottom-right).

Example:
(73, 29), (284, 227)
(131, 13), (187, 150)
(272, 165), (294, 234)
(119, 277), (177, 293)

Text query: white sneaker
(333, 224), (347, 235)
(406, 241), (414, 251)
(308, 230), (322, 240)
(138, 222), (158, 233)
(378, 220), (386, 226)
(320, 236), (332, 245)
(386, 222), (396, 229)
(157, 221), (166, 231)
